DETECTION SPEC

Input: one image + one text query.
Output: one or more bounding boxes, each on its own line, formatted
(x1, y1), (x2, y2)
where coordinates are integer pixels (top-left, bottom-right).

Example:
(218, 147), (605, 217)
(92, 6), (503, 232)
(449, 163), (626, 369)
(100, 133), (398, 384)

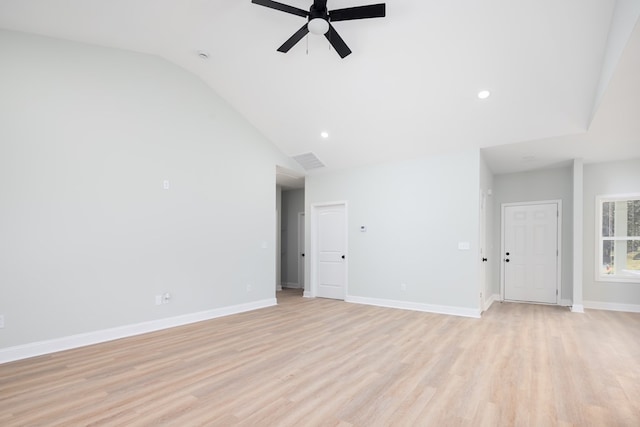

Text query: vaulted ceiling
(1, 0), (639, 175)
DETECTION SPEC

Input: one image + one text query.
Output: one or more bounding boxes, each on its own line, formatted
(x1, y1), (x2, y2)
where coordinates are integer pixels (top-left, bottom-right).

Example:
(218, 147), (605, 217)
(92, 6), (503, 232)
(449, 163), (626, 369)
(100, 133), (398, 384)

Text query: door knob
(505, 259), (510, 262)
(506, 252), (510, 256)
(301, 253), (305, 257)
(341, 255), (345, 259)
(482, 258), (488, 262)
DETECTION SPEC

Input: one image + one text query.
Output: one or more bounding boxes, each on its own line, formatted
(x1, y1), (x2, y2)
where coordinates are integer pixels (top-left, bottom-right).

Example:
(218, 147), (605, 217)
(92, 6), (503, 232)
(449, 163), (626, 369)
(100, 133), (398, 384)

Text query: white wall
(280, 189), (304, 287)
(583, 158), (640, 306)
(305, 150), (481, 311)
(492, 167), (574, 302)
(0, 30), (297, 350)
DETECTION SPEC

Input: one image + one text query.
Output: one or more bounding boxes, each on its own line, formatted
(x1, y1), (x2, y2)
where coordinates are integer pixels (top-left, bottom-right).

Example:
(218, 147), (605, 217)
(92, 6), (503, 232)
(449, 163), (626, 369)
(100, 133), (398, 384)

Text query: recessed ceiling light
(320, 131), (329, 139)
(197, 50), (209, 60)
(477, 90), (491, 99)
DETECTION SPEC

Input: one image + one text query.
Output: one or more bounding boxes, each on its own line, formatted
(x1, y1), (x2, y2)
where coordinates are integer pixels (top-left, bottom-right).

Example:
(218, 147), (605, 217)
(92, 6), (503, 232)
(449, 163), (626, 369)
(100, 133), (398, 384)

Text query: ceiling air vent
(292, 152), (325, 170)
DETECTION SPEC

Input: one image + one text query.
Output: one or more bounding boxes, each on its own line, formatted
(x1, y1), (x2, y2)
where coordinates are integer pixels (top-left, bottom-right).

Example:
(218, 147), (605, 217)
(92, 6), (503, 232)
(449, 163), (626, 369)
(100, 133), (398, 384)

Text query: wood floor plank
(1, 289), (639, 426)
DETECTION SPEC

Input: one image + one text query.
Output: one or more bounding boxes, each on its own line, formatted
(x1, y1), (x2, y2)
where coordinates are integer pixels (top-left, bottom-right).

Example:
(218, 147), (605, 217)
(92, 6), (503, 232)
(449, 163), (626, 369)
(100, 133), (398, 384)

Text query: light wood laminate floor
(1, 289), (639, 426)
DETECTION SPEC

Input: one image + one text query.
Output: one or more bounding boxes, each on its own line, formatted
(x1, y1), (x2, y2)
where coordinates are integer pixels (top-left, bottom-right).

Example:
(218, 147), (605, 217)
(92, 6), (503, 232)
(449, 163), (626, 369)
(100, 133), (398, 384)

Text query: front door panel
(504, 203), (558, 304)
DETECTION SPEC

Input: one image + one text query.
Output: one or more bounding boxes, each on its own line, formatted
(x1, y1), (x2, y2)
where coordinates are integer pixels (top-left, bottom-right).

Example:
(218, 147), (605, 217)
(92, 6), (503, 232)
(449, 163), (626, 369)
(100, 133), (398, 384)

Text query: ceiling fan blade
(252, 0), (308, 18)
(325, 23), (352, 58)
(329, 4), (386, 22)
(277, 24), (310, 53)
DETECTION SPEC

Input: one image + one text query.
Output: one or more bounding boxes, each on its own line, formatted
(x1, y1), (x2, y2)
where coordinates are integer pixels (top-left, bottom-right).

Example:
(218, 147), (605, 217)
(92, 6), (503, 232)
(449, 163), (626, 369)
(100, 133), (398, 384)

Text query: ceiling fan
(251, 0), (386, 58)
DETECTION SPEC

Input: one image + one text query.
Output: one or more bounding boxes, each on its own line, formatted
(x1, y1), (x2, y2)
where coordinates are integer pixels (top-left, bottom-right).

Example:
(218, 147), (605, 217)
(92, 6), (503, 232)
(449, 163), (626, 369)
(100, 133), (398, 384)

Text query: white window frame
(595, 193), (640, 283)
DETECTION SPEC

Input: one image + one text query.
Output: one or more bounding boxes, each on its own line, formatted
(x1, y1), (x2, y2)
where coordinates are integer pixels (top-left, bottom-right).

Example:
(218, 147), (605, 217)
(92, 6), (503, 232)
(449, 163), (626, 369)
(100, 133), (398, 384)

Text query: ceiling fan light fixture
(308, 18), (329, 35)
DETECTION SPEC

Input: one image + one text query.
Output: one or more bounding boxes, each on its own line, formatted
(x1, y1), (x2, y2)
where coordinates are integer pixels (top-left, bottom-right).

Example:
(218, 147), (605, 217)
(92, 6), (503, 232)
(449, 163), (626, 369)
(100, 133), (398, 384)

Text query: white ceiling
(1, 0), (639, 175)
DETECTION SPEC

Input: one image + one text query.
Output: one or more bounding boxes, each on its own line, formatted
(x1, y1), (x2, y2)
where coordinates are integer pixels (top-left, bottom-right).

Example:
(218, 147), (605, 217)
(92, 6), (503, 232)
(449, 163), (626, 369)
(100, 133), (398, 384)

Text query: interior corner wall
(492, 167), (574, 302)
(281, 189), (304, 287)
(0, 30), (296, 350)
(583, 158), (640, 305)
(305, 150), (481, 310)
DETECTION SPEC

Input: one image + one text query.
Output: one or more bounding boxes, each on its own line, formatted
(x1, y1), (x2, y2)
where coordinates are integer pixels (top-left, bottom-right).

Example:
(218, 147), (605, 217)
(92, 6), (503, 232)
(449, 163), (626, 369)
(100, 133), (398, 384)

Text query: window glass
(598, 196), (640, 282)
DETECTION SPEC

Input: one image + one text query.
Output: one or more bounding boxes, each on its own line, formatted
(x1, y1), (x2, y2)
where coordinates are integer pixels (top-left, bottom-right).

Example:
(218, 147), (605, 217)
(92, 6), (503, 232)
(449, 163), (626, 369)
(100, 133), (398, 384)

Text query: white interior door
(503, 203), (559, 304)
(314, 204), (347, 300)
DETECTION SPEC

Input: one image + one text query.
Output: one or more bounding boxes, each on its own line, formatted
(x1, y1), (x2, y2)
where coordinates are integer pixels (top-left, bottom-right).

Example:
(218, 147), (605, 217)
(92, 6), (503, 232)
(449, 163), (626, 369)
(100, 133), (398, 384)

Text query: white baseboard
(583, 300), (640, 313)
(571, 304), (585, 313)
(303, 291), (313, 298)
(489, 297), (576, 309)
(345, 295), (481, 319)
(282, 282), (302, 289)
(483, 294), (500, 312)
(0, 298), (277, 364)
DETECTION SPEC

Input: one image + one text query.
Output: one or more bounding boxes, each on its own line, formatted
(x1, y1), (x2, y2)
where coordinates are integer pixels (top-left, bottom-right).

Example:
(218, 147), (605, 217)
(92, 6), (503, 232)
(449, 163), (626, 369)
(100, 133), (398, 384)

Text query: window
(597, 194), (640, 282)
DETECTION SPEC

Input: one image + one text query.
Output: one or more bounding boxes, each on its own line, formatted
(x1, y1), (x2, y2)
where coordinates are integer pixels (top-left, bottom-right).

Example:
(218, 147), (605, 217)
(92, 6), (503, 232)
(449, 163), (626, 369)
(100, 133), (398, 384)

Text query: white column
(572, 159), (584, 313)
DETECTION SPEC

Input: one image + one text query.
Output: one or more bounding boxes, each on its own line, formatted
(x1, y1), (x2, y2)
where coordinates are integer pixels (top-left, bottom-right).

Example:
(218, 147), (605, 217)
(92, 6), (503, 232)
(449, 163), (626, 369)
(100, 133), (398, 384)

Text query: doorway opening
(276, 166), (305, 300)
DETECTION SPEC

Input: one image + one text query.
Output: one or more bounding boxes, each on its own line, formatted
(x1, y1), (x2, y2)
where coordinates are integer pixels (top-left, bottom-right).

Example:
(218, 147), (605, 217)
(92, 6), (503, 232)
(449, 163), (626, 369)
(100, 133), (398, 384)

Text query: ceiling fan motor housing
(309, 2), (329, 21)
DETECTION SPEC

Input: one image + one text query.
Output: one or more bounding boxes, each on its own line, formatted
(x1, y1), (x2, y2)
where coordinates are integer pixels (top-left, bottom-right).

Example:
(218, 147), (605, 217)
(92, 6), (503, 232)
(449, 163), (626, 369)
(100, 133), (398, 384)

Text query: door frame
(297, 212), (305, 290)
(500, 199), (562, 304)
(479, 189), (487, 311)
(310, 201), (348, 299)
